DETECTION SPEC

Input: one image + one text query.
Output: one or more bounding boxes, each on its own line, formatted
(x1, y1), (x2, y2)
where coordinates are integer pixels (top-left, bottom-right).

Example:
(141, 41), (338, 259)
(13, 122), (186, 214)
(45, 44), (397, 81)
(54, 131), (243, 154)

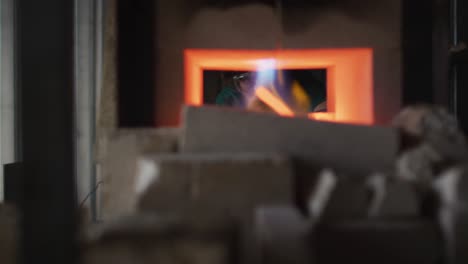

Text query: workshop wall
(155, 0), (401, 126)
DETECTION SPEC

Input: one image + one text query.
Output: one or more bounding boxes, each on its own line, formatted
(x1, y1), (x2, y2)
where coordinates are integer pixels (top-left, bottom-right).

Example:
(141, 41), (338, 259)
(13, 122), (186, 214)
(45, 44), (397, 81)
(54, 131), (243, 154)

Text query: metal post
(432, 0), (450, 108)
(93, 0), (104, 221)
(1, 0), (17, 201)
(74, 0), (102, 220)
(16, 0), (78, 263)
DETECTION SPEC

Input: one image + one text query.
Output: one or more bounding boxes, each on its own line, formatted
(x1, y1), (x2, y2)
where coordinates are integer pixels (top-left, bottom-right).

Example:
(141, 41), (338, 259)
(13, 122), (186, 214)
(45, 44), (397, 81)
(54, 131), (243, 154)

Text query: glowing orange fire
(255, 86), (295, 117)
(184, 49), (373, 125)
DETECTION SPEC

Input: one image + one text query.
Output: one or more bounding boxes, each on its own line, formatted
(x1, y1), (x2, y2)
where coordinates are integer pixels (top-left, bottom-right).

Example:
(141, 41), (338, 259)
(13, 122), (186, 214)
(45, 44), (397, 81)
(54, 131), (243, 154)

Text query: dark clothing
(215, 86), (245, 107)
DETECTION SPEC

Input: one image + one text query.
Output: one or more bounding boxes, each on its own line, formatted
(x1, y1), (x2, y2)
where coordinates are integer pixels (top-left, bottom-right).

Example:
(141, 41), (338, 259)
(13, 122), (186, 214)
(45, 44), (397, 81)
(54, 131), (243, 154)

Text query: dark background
(116, 0), (468, 131)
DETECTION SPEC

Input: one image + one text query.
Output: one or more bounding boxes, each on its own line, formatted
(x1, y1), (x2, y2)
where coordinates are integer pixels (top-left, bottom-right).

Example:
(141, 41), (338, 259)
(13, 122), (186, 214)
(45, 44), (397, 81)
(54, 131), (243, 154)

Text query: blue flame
(254, 59), (277, 88)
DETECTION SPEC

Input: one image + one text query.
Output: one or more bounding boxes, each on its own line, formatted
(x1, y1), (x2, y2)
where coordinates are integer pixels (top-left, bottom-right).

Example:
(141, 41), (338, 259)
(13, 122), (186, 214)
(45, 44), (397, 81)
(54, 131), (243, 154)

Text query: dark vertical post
(450, 0), (468, 133)
(402, 0), (434, 105)
(432, 0), (451, 108)
(117, 0), (156, 127)
(16, 0), (77, 264)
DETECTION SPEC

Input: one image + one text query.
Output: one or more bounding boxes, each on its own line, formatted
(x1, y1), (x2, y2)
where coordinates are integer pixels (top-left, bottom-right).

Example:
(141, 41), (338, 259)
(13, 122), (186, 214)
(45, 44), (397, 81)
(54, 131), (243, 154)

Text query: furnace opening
(185, 49), (374, 124)
(203, 69), (327, 115)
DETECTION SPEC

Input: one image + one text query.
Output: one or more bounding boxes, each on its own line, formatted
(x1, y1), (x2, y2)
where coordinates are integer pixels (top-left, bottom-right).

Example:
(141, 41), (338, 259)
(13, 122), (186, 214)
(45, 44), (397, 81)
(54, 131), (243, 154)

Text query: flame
(255, 85), (335, 122)
(291, 81), (312, 114)
(256, 84), (334, 122)
(255, 86), (295, 117)
(308, 112), (335, 121)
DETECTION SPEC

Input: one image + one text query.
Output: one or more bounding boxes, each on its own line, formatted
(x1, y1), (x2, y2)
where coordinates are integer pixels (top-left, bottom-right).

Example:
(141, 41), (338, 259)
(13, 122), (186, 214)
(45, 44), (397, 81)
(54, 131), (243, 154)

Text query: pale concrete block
(136, 153), (294, 216)
(134, 153), (293, 264)
(181, 106), (398, 175)
(100, 128), (180, 220)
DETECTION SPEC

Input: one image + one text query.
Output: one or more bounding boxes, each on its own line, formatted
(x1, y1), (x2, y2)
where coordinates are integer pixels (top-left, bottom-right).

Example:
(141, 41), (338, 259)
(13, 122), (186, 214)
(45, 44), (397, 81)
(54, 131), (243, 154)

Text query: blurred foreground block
(136, 153), (294, 216)
(100, 128), (180, 220)
(453, 172), (468, 264)
(252, 206), (312, 264)
(181, 106), (398, 175)
(0, 204), (17, 264)
(83, 213), (236, 264)
(320, 180), (419, 219)
(315, 219), (441, 264)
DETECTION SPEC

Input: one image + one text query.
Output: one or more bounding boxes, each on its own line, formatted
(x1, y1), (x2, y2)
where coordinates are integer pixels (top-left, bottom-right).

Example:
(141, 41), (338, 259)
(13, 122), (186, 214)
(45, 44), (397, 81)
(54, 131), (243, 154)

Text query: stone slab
(319, 180), (419, 219)
(181, 106), (398, 175)
(100, 128), (180, 220)
(252, 206), (313, 264)
(82, 213), (235, 264)
(136, 153), (294, 217)
(379, 182), (420, 216)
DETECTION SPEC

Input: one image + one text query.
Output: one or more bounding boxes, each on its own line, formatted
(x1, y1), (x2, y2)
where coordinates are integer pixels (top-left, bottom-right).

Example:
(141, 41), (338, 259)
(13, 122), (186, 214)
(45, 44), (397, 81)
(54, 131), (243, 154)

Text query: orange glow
(255, 86), (295, 117)
(308, 112), (336, 122)
(185, 49), (373, 125)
